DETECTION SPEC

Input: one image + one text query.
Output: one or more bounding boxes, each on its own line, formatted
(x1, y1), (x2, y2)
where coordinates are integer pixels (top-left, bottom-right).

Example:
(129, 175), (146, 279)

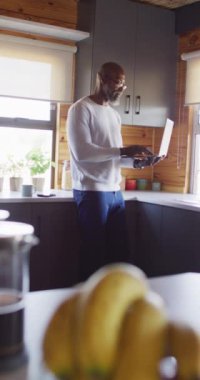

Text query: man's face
(101, 72), (127, 105)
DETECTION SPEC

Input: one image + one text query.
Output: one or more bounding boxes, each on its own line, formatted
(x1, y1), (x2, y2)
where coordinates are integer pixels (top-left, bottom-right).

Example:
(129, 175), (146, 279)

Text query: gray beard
(109, 98), (120, 106)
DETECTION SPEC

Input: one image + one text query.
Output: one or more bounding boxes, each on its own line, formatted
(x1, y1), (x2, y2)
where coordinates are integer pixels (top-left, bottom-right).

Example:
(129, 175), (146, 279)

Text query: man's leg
(106, 191), (131, 264)
(73, 190), (109, 281)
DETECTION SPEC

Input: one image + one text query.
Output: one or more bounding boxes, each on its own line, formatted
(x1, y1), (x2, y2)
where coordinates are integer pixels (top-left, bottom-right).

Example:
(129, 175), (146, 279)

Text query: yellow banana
(42, 290), (81, 380)
(113, 291), (169, 380)
(75, 263), (148, 378)
(168, 321), (200, 380)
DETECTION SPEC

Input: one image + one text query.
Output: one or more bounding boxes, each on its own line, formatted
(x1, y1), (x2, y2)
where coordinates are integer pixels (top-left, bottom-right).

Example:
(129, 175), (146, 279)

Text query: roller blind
(182, 50), (200, 105)
(0, 35), (77, 103)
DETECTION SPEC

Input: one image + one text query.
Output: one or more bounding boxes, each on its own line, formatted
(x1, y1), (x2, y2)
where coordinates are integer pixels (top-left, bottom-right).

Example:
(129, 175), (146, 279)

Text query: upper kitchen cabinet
(91, 0), (137, 126)
(76, 0), (177, 127)
(132, 4), (177, 127)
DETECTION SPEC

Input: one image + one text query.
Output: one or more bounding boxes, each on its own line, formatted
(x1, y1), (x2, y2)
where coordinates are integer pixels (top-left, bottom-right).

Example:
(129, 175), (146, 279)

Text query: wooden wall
(0, 0), (78, 29)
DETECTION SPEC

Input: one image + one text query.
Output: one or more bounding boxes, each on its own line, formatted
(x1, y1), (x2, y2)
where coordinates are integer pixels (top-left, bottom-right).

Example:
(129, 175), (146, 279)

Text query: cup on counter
(21, 184), (34, 197)
(152, 181), (161, 192)
(136, 178), (148, 190)
(125, 178), (137, 191)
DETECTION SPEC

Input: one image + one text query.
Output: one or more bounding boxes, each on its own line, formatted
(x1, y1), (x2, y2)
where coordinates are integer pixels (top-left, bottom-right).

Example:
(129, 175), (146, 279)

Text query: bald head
(98, 62), (125, 81)
(92, 62), (126, 105)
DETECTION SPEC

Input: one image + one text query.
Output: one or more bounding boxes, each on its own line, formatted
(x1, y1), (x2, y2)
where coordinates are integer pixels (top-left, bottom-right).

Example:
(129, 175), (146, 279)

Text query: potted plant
(7, 155), (25, 192)
(26, 149), (51, 192)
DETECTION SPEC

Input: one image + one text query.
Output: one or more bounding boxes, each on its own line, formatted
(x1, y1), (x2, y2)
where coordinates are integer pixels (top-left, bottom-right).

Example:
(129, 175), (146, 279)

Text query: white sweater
(67, 96), (125, 191)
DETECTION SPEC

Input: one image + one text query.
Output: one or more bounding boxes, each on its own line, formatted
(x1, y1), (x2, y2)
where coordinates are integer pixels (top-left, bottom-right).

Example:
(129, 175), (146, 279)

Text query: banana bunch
(42, 263), (200, 380)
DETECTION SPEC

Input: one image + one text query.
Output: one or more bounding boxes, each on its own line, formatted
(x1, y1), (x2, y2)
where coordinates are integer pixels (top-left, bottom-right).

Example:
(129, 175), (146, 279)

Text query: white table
(0, 272), (200, 379)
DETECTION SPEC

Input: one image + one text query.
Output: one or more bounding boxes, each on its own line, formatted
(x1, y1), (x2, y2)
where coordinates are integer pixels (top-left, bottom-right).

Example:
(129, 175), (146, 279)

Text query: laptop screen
(158, 118), (174, 157)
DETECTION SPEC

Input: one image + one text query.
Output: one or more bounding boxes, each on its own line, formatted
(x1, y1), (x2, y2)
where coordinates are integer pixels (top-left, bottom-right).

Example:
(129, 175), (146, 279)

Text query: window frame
(190, 105), (200, 194)
(0, 101), (57, 187)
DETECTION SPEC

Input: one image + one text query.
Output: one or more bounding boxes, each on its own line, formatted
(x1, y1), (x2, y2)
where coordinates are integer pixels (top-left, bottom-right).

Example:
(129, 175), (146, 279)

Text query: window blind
(0, 35), (77, 103)
(182, 50), (200, 105)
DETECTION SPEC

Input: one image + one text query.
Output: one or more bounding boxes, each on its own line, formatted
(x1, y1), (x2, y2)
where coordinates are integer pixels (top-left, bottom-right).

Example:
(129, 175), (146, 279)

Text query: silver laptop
(133, 118), (174, 167)
(158, 118), (174, 157)
(121, 119), (174, 169)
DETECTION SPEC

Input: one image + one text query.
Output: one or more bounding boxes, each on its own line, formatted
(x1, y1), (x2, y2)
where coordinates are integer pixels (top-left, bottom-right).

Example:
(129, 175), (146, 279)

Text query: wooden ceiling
(131, 0), (200, 9)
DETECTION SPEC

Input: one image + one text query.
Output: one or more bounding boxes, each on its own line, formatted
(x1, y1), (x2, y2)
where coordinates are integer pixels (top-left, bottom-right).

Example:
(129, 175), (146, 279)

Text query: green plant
(26, 149), (51, 176)
(7, 155), (25, 177)
(0, 162), (6, 177)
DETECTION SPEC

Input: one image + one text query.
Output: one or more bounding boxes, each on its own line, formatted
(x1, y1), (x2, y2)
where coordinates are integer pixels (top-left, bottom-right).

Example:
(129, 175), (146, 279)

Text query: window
(0, 34), (76, 193)
(181, 51), (200, 195)
(0, 98), (56, 192)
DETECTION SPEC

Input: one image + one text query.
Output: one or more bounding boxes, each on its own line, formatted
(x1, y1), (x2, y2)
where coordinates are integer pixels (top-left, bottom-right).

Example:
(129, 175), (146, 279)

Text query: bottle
(61, 160), (72, 190)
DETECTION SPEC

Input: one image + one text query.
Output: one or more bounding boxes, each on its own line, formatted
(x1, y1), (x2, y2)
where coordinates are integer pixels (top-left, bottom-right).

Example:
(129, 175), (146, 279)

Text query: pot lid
(0, 210), (10, 221)
(0, 221), (34, 239)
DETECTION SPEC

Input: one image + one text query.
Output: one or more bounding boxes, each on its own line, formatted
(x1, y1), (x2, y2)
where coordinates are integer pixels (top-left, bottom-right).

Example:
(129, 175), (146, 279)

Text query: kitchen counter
(0, 190), (200, 212)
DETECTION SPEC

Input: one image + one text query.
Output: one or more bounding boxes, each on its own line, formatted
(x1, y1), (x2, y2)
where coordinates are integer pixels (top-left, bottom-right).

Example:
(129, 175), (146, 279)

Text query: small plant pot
(9, 177), (23, 192)
(0, 177), (4, 192)
(32, 177), (45, 192)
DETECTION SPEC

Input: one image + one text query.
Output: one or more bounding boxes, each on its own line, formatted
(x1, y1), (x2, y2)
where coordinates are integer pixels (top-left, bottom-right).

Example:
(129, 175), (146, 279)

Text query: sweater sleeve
(67, 101), (120, 163)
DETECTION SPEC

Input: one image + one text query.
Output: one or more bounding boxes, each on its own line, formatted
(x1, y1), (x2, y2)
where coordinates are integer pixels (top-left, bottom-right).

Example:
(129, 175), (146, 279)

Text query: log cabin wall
(0, 0), (198, 192)
(0, 0), (78, 29)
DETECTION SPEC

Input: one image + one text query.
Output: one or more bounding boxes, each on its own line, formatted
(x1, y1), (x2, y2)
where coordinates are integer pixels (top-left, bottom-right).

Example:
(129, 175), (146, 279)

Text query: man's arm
(120, 145), (153, 158)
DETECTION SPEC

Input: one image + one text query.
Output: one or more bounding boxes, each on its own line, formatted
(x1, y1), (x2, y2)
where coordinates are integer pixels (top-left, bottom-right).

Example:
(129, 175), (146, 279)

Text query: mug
(21, 184), (34, 197)
(125, 179), (137, 191)
(137, 178), (148, 190)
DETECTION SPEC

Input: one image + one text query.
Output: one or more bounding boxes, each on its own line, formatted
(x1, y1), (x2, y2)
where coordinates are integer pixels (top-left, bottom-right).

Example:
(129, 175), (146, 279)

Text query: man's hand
(120, 145), (153, 158)
(133, 155), (165, 169)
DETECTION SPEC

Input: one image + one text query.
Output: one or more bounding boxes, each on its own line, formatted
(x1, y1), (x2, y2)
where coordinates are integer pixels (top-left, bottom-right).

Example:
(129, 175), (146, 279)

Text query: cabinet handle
(135, 95), (141, 114)
(124, 95), (130, 114)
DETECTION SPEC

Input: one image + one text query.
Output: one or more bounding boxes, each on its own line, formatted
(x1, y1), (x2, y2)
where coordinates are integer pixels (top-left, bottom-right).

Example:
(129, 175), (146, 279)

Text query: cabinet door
(76, 0), (177, 127)
(125, 200), (137, 262)
(133, 4), (177, 126)
(135, 202), (162, 277)
(0, 203), (32, 223)
(30, 202), (80, 291)
(162, 207), (199, 274)
(92, 0), (137, 125)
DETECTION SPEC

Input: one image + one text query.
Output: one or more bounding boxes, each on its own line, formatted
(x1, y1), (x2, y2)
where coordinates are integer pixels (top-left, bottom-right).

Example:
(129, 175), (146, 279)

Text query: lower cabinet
(134, 202), (162, 277)
(30, 202), (80, 291)
(1, 200), (200, 287)
(0, 203), (32, 223)
(0, 201), (80, 291)
(134, 202), (200, 277)
(125, 201), (137, 263)
(162, 206), (200, 275)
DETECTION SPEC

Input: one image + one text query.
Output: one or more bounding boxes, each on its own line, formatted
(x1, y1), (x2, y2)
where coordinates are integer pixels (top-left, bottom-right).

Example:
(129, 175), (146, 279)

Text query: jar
(61, 160), (72, 190)
(0, 221), (38, 370)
